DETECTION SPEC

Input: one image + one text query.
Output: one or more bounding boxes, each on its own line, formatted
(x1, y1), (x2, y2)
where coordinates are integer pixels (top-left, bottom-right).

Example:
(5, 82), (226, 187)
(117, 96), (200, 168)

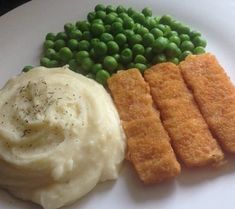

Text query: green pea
(193, 46), (206, 54)
(121, 48), (133, 64)
(159, 14), (173, 25)
(178, 25), (190, 34)
(96, 10), (106, 20)
(82, 31), (92, 40)
(40, 57), (50, 67)
(127, 8), (136, 17)
(152, 37), (168, 53)
(123, 17), (134, 29)
(179, 50), (192, 61)
(91, 23), (105, 37)
(142, 7), (152, 17)
(96, 70), (110, 85)
(109, 13), (118, 18)
(106, 5), (116, 13)
(113, 54), (120, 62)
(51, 52), (60, 61)
(128, 34), (142, 46)
(44, 40), (54, 50)
(157, 24), (168, 33)
(76, 21), (90, 32)
(134, 55), (147, 64)
(150, 28), (164, 38)
(118, 12), (129, 20)
(103, 56), (118, 72)
(117, 5), (127, 14)
(95, 4), (106, 11)
(143, 33), (155, 47)
(78, 40), (90, 51)
(189, 30), (201, 38)
(165, 42), (181, 58)
(132, 44), (145, 55)
(59, 47), (73, 62)
(170, 20), (182, 31)
(46, 33), (56, 41)
(179, 34), (190, 41)
(135, 26), (149, 36)
(104, 14), (116, 24)
(169, 35), (181, 46)
(90, 38), (100, 47)
(115, 33), (127, 46)
(105, 25), (111, 33)
(124, 29), (134, 39)
(54, 39), (66, 51)
(145, 17), (158, 30)
(111, 22), (123, 35)
(152, 53), (167, 64)
(92, 63), (103, 74)
(48, 60), (59, 68)
(181, 40), (195, 51)
(168, 57), (179, 64)
(89, 48), (97, 60)
(167, 31), (178, 37)
(107, 41), (119, 54)
(67, 39), (79, 50)
(164, 25), (172, 36)
(114, 17), (124, 24)
(64, 23), (76, 34)
(56, 32), (68, 40)
(193, 36), (207, 47)
(68, 59), (78, 71)
(81, 57), (94, 72)
(75, 51), (89, 64)
(134, 63), (147, 73)
(94, 41), (107, 56)
(22, 65), (33, 72)
(45, 48), (56, 59)
(100, 33), (114, 43)
(132, 12), (146, 25)
(154, 16), (161, 23)
(145, 47), (154, 61)
(92, 19), (104, 24)
(87, 12), (96, 23)
(69, 30), (82, 40)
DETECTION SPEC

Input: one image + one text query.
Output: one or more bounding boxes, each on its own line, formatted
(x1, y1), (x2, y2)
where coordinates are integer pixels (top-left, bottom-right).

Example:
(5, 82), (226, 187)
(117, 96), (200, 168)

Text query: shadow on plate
(119, 161), (176, 203)
(177, 155), (235, 186)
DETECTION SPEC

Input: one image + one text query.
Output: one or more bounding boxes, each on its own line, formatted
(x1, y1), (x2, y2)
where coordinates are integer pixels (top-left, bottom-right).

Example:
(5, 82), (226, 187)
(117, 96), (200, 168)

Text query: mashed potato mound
(0, 66), (125, 209)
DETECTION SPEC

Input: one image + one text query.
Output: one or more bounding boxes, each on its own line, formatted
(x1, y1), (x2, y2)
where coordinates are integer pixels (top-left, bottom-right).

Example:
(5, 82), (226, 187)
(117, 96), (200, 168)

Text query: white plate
(0, 0), (235, 209)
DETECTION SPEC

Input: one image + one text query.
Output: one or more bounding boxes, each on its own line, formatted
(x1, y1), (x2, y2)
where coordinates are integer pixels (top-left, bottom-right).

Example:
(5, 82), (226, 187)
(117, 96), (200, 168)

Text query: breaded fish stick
(180, 53), (235, 153)
(144, 63), (224, 167)
(108, 69), (180, 184)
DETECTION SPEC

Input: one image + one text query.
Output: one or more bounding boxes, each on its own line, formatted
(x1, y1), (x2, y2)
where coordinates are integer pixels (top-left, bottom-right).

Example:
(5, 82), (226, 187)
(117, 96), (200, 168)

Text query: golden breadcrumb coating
(180, 53), (235, 153)
(145, 63), (224, 167)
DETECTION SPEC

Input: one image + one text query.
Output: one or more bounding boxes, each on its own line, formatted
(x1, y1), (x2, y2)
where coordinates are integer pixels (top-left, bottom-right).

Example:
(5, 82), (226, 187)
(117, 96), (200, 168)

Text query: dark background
(0, 0), (30, 16)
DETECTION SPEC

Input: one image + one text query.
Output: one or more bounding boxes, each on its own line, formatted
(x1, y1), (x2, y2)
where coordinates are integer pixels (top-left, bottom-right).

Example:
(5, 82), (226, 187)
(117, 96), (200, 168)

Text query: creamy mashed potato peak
(0, 66), (125, 209)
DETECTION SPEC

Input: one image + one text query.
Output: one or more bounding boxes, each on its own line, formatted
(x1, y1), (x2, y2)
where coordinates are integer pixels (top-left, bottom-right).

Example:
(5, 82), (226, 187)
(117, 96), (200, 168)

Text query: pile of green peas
(23, 4), (207, 85)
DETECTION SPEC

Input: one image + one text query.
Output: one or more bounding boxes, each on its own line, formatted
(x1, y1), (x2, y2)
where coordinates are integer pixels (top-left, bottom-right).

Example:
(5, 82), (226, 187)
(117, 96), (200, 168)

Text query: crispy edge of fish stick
(179, 53), (235, 153)
(144, 62), (224, 167)
(108, 69), (180, 184)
